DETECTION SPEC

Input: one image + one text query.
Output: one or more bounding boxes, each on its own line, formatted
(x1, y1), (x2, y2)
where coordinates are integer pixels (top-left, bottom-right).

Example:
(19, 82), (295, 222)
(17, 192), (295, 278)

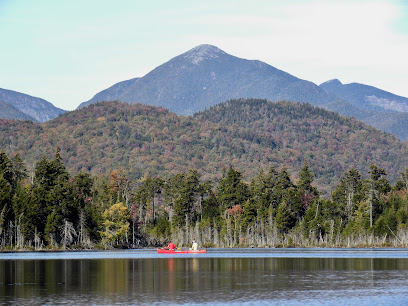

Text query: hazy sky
(1, 0), (408, 110)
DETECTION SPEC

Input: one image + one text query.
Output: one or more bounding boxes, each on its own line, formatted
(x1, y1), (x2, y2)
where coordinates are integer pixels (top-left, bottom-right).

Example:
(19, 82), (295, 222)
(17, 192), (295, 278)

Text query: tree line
(2, 100), (407, 197)
(1, 149), (408, 250)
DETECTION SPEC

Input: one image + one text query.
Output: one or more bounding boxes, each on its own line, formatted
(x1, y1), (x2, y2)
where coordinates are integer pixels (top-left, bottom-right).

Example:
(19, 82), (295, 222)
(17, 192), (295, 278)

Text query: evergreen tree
(297, 161), (319, 218)
(0, 176), (12, 246)
(398, 168), (408, 190)
(201, 190), (220, 222)
(250, 166), (279, 222)
(297, 161), (317, 195)
(10, 153), (27, 190)
(170, 170), (201, 227)
(30, 149), (73, 246)
(275, 201), (296, 234)
(241, 199), (257, 230)
(332, 167), (365, 224)
(0, 152), (13, 185)
(45, 209), (62, 246)
(366, 164), (391, 227)
(217, 166), (250, 211)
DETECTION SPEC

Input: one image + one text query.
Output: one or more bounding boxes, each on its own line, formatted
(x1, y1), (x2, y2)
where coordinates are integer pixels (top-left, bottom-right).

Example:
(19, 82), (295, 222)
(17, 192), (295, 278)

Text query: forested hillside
(1, 99), (407, 194)
(1, 148), (408, 250)
(194, 99), (408, 189)
(2, 99), (408, 250)
(320, 79), (408, 140)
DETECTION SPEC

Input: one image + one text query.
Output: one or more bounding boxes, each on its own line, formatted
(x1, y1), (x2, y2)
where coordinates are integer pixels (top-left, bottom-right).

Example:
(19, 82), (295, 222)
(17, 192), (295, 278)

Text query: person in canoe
(164, 242), (176, 250)
(190, 240), (198, 251)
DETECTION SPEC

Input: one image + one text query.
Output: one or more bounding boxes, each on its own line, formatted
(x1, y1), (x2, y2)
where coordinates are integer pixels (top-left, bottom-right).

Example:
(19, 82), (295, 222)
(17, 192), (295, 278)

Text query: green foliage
(0, 152), (13, 186)
(1, 144), (408, 250)
(302, 199), (341, 240)
(250, 167), (280, 222)
(241, 199), (257, 231)
(169, 169), (201, 227)
(134, 175), (164, 225)
(151, 213), (171, 238)
(217, 166), (250, 211)
(201, 191), (220, 221)
(100, 202), (130, 247)
(343, 201), (371, 236)
(373, 208), (397, 236)
(332, 167), (365, 223)
(34, 148), (69, 189)
(365, 164), (391, 226)
(275, 202), (296, 234)
(45, 209), (62, 246)
(1, 99), (407, 197)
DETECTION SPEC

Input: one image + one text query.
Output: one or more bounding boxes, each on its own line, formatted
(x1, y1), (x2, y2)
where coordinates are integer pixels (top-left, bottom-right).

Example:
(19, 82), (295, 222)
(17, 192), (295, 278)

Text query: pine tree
(217, 166), (250, 211)
(332, 167), (365, 224)
(250, 166), (279, 222)
(297, 161), (319, 217)
(170, 170), (201, 228)
(367, 164), (391, 228)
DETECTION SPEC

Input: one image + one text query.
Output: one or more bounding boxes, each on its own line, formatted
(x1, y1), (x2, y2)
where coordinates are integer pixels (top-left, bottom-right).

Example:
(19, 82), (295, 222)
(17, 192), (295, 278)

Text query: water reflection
(1, 254), (408, 304)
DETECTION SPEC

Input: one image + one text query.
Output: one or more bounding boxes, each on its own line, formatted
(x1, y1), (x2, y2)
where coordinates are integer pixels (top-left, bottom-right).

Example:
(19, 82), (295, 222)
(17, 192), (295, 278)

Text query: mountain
(84, 77), (140, 104)
(0, 88), (66, 122)
(79, 44), (408, 140)
(320, 79), (408, 113)
(320, 79), (408, 140)
(0, 100), (35, 121)
(79, 44), (349, 115)
(2, 100), (407, 194)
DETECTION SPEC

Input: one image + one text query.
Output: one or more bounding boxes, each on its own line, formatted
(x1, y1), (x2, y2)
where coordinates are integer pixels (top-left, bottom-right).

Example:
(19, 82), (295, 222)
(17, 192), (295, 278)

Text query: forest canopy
(1, 149), (408, 250)
(0, 99), (407, 196)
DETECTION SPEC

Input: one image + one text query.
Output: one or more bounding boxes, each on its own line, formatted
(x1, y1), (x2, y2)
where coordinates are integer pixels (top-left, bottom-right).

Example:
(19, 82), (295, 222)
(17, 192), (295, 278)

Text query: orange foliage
(227, 204), (244, 216)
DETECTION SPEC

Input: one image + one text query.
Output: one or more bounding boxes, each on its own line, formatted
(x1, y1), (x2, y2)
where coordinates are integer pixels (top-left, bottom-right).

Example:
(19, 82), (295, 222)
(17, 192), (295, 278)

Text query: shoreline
(2, 245), (408, 253)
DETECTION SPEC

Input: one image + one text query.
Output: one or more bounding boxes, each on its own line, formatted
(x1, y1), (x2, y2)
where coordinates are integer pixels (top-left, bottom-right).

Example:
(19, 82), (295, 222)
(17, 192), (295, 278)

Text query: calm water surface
(1, 248), (408, 305)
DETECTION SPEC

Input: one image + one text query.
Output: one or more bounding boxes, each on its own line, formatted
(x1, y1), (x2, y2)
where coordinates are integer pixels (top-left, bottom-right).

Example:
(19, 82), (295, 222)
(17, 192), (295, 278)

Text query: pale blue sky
(1, 0), (408, 110)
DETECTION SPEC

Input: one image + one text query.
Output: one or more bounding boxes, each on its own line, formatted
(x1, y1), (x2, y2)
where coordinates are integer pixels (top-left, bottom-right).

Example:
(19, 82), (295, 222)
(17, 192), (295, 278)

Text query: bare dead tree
(61, 220), (77, 249)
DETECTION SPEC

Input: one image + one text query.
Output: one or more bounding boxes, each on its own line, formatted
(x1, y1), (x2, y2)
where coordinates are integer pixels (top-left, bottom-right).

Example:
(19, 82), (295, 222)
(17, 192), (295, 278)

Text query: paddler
(190, 240), (198, 251)
(165, 242), (176, 250)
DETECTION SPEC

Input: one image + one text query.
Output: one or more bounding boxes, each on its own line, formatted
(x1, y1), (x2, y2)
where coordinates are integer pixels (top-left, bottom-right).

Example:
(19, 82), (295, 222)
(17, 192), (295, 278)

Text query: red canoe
(157, 248), (207, 254)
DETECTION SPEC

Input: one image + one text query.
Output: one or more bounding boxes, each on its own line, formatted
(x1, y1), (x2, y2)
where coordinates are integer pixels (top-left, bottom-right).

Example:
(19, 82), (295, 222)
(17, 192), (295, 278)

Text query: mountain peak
(183, 44), (226, 65)
(320, 79), (342, 86)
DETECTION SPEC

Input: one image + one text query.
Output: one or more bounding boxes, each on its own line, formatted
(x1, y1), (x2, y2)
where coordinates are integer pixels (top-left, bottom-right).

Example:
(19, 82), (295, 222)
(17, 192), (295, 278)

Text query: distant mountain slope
(2, 100), (407, 194)
(78, 44), (347, 115)
(0, 100), (35, 121)
(320, 79), (408, 140)
(83, 77), (140, 104)
(320, 79), (408, 113)
(0, 88), (66, 122)
(78, 44), (408, 140)
(362, 112), (408, 141)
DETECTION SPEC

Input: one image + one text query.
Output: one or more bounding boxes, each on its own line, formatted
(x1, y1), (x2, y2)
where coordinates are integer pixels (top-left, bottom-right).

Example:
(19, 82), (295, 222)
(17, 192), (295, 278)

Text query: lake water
(1, 248), (408, 305)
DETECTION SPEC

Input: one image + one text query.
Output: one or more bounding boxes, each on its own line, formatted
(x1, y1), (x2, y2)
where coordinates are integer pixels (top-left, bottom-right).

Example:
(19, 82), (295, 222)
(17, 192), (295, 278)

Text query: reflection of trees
(2, 256), (408, 303)
(97, 259), (129, 293)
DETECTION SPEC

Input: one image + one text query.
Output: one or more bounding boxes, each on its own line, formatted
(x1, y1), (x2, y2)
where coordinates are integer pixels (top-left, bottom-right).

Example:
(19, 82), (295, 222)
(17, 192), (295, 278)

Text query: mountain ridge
(2, 99), (407, 194)
(78, 44), (348, 115)
(320, 79), (408, 113)
(78, 44), (408, 140)
(0, 88), (66, 122)
(0, 100), (36, 121)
